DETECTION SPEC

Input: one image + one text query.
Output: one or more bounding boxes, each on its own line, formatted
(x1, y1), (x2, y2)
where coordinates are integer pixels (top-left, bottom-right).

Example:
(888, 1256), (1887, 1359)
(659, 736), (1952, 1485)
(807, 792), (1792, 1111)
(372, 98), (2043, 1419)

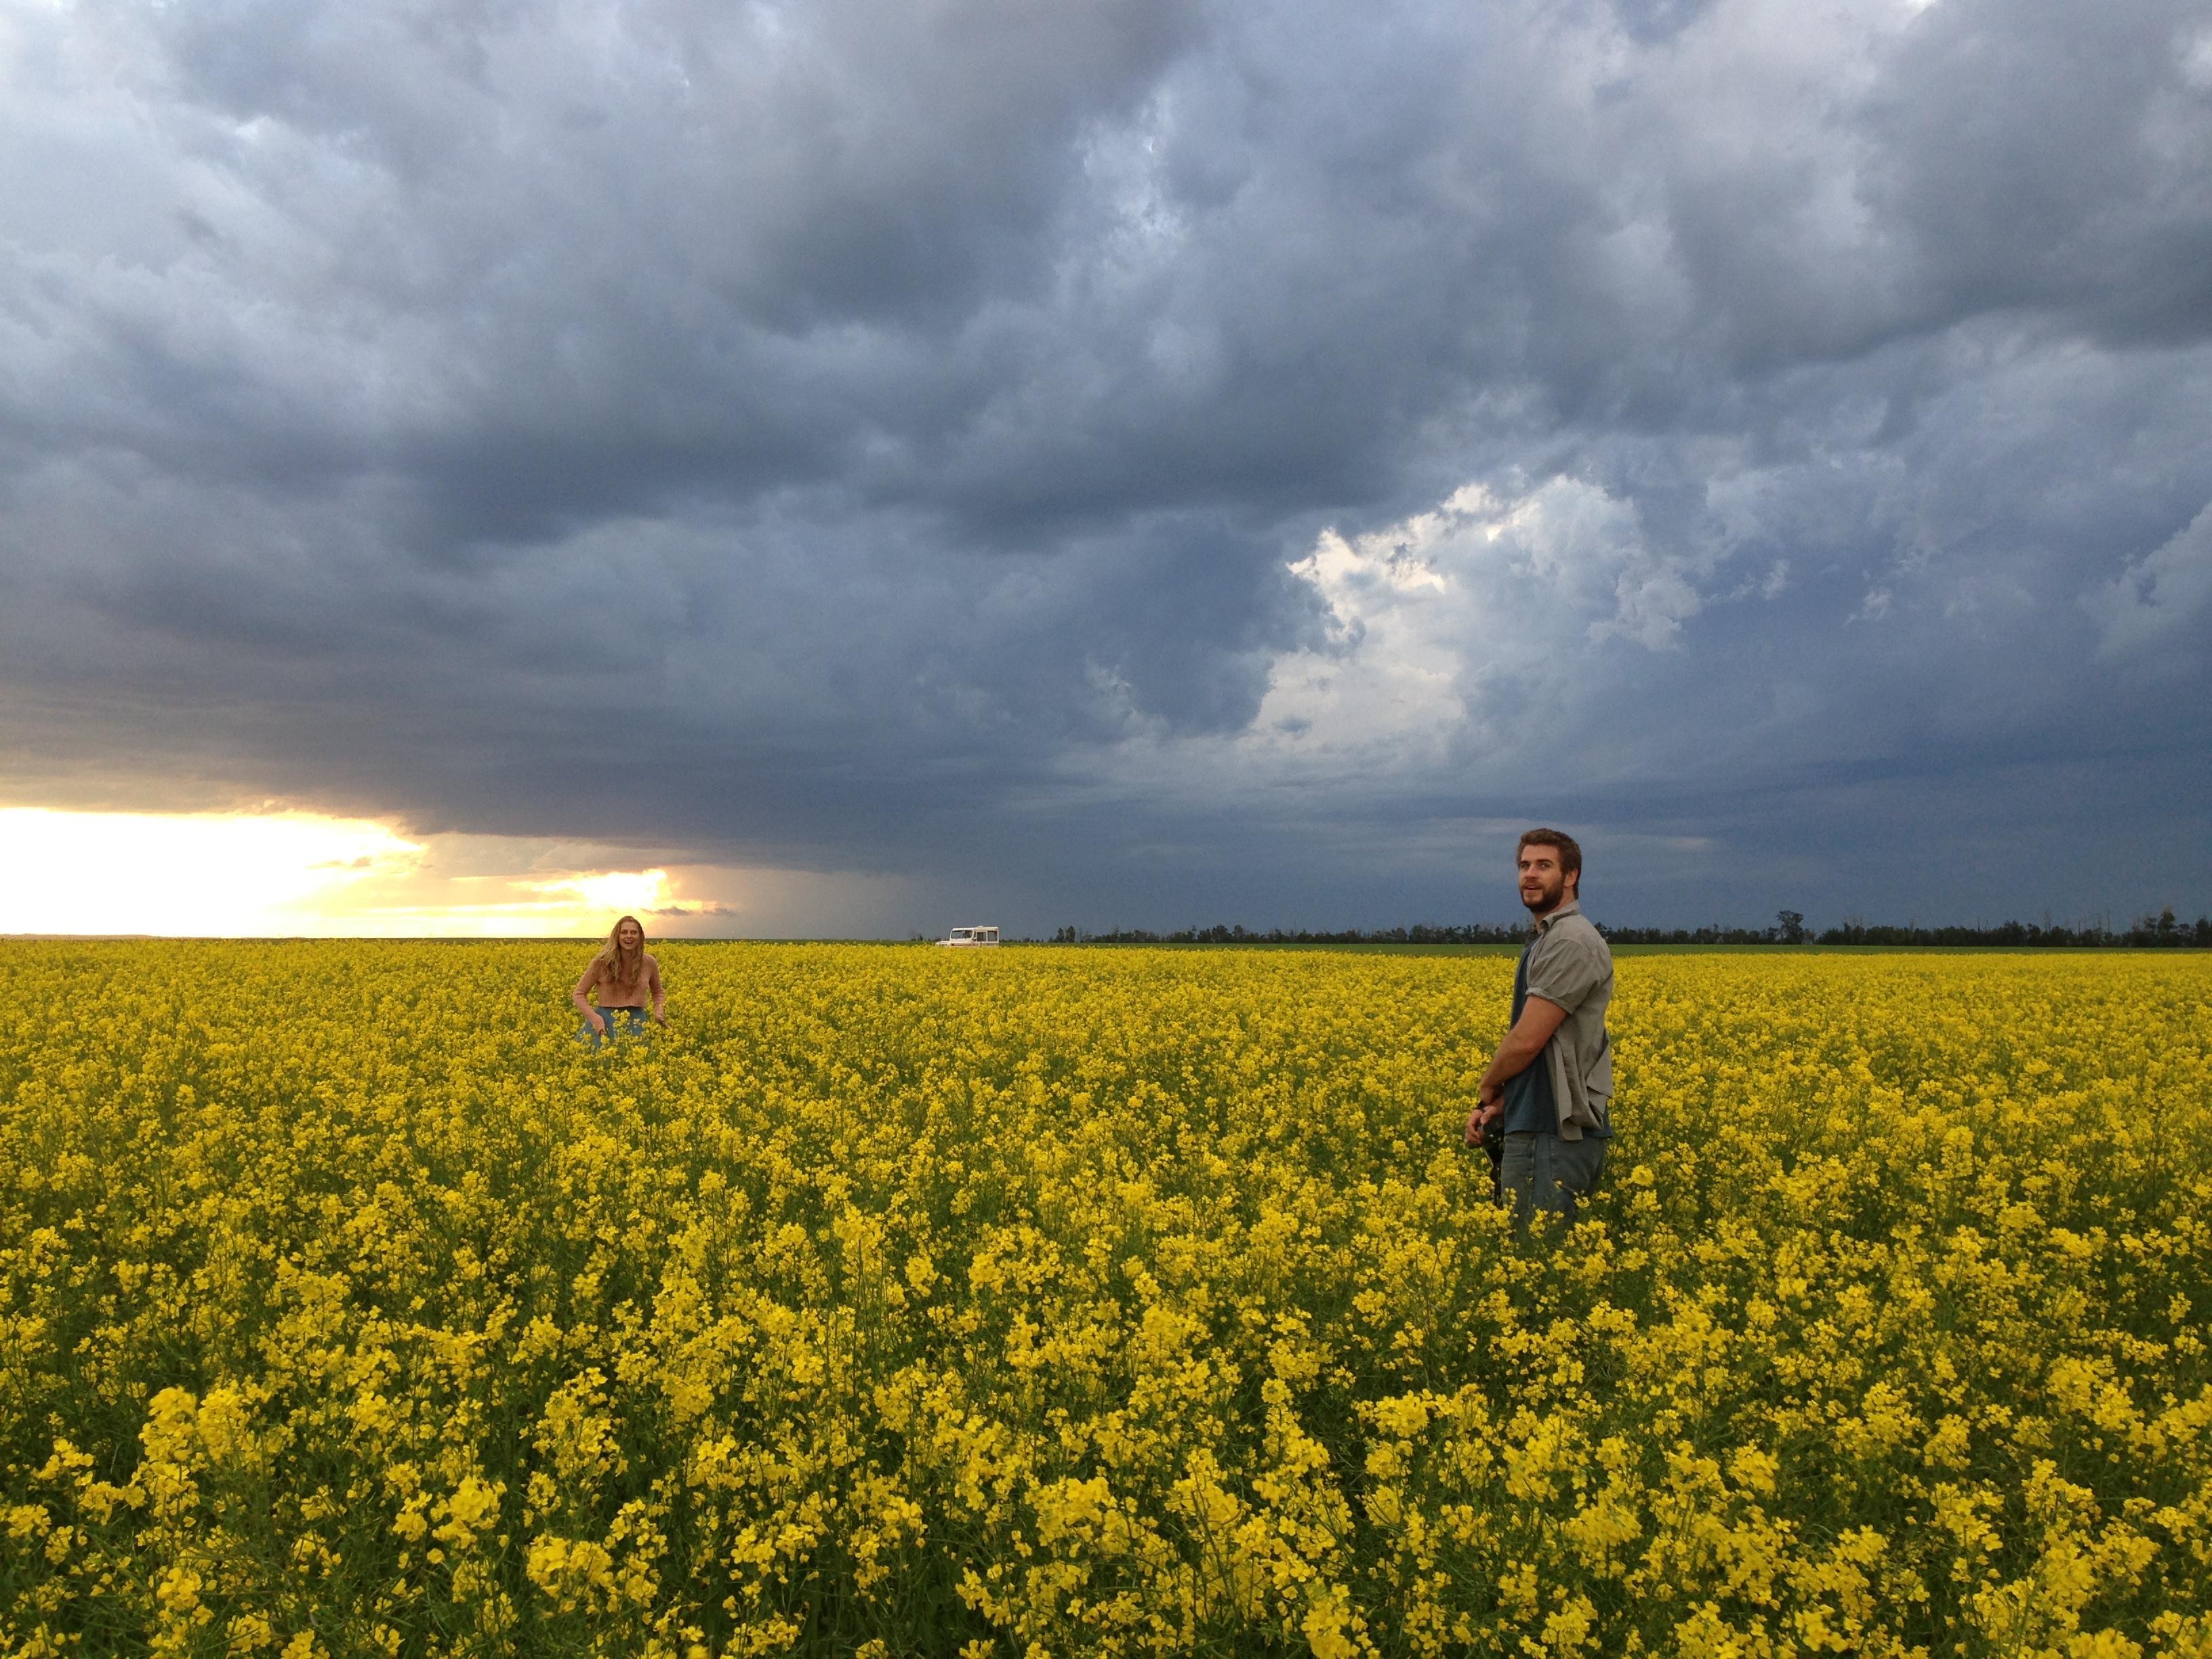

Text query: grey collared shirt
(1523, 899), (1614, 1141)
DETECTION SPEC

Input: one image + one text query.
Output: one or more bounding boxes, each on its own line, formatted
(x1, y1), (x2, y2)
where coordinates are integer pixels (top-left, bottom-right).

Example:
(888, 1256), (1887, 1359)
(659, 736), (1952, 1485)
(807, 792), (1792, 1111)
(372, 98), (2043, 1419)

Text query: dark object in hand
(1480, 1112), (1503, 1200)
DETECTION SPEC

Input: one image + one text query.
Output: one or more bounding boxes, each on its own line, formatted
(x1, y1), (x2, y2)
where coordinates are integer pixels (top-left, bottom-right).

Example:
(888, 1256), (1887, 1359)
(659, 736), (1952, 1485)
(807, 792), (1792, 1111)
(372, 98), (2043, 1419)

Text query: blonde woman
(573, 915), (667, 1048)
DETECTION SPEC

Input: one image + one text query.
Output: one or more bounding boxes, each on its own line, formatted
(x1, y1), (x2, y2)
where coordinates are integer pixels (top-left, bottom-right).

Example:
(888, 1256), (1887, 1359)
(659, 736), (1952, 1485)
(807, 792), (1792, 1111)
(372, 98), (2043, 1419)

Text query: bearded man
(1464, 829), (1614, 1231)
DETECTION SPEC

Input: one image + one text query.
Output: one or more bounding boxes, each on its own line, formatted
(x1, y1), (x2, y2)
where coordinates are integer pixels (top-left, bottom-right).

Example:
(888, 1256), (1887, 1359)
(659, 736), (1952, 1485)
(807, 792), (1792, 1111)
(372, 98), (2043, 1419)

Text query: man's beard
(1521, 878), (1562, 915)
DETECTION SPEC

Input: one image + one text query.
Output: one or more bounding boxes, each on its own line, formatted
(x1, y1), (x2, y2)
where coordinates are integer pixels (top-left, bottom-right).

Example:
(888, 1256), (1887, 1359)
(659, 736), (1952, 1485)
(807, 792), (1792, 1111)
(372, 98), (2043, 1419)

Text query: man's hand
(1463, 1070), (1508, 1145)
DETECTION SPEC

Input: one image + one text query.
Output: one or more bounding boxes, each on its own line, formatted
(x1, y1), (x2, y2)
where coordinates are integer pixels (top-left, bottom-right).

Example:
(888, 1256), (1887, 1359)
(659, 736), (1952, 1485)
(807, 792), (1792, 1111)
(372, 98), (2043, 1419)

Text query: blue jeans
(579, 1006), (648, 1050)
(1499, 1131), (1606, 1236)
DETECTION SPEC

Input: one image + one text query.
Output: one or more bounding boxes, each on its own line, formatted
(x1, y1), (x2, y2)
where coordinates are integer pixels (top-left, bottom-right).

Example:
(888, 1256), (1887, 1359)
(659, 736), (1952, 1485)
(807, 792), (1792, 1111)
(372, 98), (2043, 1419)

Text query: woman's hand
(651, 1010), (668, 1027)
(590, 1013), (608, 1036)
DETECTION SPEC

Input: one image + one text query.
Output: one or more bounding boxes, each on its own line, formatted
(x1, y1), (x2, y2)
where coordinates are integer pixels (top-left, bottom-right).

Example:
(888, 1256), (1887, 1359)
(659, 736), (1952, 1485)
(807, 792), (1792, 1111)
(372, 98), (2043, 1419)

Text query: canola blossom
(2, 942), (2209, 1657)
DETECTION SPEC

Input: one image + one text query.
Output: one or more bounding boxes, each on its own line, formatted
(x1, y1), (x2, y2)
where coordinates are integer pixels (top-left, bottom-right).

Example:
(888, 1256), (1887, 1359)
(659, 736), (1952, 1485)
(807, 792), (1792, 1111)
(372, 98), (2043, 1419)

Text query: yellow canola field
(2, 943), (2209, 1659)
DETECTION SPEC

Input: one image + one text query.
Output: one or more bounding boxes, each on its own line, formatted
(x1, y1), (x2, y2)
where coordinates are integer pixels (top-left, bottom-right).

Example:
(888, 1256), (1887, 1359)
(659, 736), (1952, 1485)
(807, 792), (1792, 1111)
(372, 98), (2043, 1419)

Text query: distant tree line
(1807, 909), (2210, 948)
(1046, 907), (2211, 947)
(1049, 922), (1529, 945)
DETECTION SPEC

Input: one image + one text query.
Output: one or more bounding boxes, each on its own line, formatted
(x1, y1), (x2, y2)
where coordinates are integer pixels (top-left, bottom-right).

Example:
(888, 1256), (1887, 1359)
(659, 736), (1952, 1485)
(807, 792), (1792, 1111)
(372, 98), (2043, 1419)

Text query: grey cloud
(1865, 0), (2212, 344)
(4, 0), (2211, 929)
(2085, 499), (2212, 659)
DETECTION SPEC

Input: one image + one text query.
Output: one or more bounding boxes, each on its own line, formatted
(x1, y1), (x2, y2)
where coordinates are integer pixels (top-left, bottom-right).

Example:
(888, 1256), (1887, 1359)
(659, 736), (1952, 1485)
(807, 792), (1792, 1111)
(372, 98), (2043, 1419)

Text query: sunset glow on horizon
(0, 808), (705, 938)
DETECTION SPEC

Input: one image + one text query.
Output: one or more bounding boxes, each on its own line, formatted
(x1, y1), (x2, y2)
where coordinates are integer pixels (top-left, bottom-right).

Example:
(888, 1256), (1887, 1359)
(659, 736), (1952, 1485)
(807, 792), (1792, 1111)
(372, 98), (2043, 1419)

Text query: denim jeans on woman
(579, 1006), (648, 1050)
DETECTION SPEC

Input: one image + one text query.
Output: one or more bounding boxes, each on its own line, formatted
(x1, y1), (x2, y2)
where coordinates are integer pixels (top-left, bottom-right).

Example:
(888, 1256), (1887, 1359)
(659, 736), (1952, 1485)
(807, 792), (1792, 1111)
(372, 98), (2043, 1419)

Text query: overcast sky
(4, 0), (2209, 935)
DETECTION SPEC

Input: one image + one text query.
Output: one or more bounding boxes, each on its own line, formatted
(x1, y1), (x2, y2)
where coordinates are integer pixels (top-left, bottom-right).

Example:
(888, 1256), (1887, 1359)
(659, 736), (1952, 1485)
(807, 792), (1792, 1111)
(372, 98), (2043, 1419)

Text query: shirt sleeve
(1526, 925), (1610, 1014)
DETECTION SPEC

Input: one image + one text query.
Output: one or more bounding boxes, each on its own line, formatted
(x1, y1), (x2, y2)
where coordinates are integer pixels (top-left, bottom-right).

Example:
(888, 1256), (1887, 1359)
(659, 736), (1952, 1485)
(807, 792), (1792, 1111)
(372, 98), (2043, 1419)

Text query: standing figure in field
(1465, 829), (1614, 1231)
(573, 915), (667, 1048)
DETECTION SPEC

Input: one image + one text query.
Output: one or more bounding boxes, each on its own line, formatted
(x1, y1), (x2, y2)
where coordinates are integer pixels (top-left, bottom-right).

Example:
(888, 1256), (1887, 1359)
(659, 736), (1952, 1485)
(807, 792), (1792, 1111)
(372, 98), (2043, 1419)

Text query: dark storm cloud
(4, 0), (2211, 928)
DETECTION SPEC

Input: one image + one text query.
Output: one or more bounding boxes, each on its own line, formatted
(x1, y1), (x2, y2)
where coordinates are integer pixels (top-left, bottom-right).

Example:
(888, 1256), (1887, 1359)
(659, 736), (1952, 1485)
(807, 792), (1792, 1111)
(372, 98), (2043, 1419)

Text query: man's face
(1517, 845), (1572, 915)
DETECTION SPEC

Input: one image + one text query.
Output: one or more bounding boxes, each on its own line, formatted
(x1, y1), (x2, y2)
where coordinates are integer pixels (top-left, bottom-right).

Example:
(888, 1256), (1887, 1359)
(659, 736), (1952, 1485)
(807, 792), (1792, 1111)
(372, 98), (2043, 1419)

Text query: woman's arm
(572, 963), (606, 1030)
(647, 955), (667, 1023)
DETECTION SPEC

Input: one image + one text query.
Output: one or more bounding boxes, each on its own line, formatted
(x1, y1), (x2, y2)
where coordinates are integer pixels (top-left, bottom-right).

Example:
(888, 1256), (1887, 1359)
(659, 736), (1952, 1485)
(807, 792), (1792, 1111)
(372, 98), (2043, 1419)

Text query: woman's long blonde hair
(592, 916), (647, 986)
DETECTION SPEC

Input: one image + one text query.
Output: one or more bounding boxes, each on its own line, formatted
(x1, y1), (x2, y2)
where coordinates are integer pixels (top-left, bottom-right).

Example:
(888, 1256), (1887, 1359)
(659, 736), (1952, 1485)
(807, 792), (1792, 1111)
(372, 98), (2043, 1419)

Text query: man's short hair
(1517, 827), (1582, 883)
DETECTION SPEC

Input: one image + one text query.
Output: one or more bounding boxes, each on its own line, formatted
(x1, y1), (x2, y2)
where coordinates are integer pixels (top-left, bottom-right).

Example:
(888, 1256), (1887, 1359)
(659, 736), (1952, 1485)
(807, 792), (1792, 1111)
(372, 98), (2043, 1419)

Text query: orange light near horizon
(540, 869), (673, 916)
(1, 808), (419, 937)
(0, 808), (687, 938)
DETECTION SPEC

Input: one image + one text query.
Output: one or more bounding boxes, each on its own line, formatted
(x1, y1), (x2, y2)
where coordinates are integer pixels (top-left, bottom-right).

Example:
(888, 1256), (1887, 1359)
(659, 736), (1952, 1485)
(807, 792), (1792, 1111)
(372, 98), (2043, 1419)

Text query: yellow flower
(0, 941), (2204, 1654)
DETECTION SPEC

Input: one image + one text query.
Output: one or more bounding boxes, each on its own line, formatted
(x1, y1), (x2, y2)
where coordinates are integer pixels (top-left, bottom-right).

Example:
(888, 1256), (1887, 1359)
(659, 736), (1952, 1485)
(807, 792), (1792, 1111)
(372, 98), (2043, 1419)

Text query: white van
(937, 926), (1001, 947)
